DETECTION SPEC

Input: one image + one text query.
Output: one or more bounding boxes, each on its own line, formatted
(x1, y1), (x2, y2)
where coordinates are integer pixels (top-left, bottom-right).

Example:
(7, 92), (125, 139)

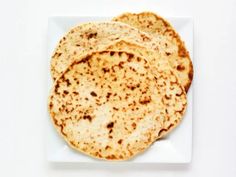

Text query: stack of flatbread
(48, 12), (193, 161)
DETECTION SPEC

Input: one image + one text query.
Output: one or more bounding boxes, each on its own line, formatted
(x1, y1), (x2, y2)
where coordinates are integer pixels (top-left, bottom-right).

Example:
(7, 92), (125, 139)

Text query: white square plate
(47, 16), (193, 163)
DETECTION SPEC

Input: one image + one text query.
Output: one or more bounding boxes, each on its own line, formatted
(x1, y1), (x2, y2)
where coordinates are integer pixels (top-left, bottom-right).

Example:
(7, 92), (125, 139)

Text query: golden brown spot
(177, 64), (185, 71)
(106, 92), (112, 99)
(176, 90), (183, 96)
(95, 152), (102, 158)
(127, 53), (134, 62)
(112, 77), (117, 81)
(107, 122), (114, 129)
(139, 96), (151, 105)
(70, 141), (76, 147)
(122, 107), (126, 112)
(117, 139), (123, 144)
(90, 91), (97, 97)
(102, 67), (110, 73)
(63, 90), (69, 95)
(113, 107), (119, 111)
(105, 145), (111, 150)
(118, 61), (125, 68)
(83, 115), (92, 122)
(140, 34), (150, 41)
(87, 32), (97, 39)
(65, 79), (71, 86)
(127, 83), (140, 90)
(52, 52), (62, 58)
(165, 52), (171, 56)
(132, 122), (136, 129)
(131, 67), (136, 72)
(165, 94), (171, 99)
(54, 83), (60, 94)
(73, 91), (79, 95)
(110, 51), (115, 56)
(49, 102), (53, 109)
(106, 154), (116, 160)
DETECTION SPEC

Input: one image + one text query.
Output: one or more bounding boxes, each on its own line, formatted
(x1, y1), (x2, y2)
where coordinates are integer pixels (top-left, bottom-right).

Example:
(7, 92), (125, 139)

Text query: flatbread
(113, 12), (193, 92)
(106, 40), (186, 138)
(50, 21), (156, 80)
(48, 50), (187, 160)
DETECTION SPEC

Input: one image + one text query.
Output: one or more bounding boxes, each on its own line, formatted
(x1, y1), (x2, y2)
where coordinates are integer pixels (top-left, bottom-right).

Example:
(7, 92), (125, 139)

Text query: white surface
(47, 16), (193, 163)
(0, 0), (236, 176)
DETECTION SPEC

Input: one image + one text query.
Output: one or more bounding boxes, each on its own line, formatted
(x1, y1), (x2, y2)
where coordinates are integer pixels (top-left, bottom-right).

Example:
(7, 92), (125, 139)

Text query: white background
(0, 0), (236, 176)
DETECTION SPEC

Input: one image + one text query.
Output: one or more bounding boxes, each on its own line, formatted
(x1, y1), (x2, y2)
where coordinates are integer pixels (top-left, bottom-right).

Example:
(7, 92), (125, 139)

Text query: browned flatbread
(48, 50), (187, 160)
(50, 21), (157, 81)
(113, 12), (193, 92)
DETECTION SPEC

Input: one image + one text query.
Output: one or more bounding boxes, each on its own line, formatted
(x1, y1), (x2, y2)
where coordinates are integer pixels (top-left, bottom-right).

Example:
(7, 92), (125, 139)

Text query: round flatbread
(48, 50), (187, 160)
(113, 12), (193, 92)
(50, 21), (156, 81)
(106, 40), (186, 138)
